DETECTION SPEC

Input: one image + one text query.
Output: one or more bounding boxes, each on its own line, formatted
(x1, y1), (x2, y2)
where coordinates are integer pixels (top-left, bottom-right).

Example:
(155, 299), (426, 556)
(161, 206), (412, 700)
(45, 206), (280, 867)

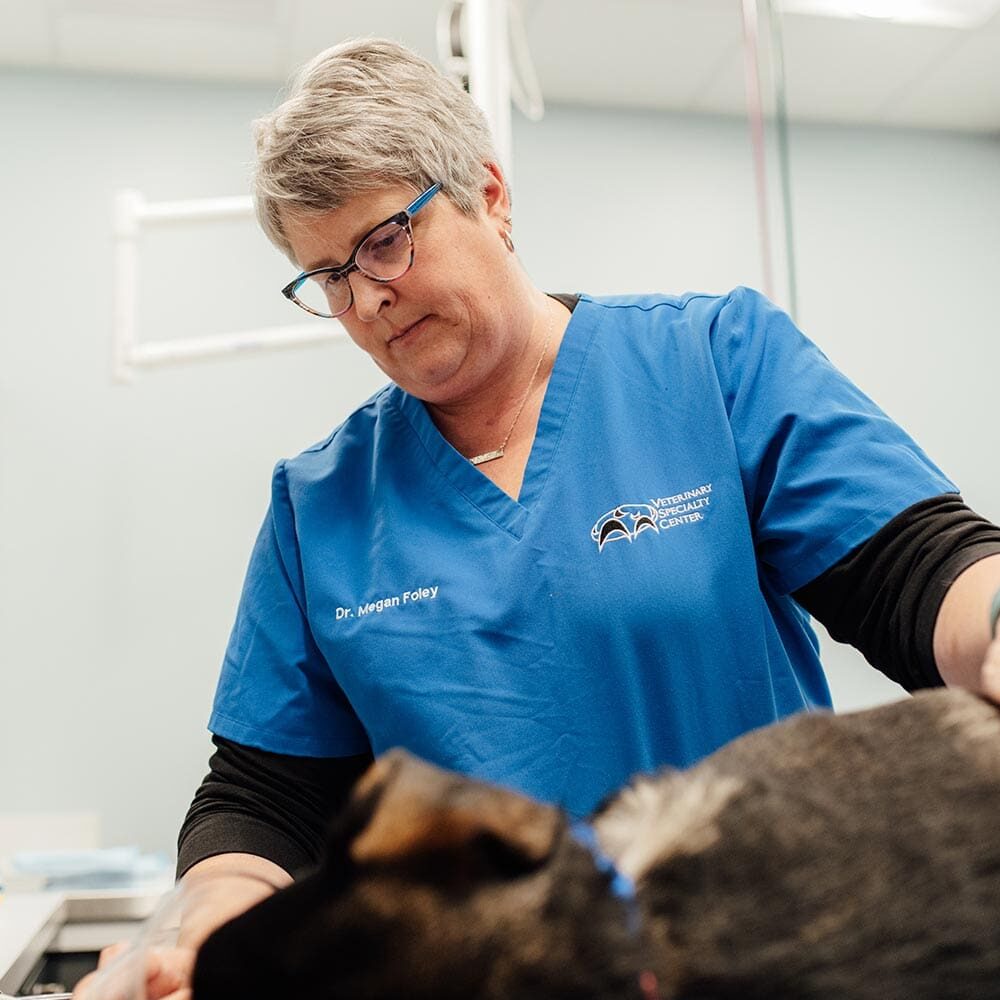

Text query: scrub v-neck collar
(391, 296), (600, 538)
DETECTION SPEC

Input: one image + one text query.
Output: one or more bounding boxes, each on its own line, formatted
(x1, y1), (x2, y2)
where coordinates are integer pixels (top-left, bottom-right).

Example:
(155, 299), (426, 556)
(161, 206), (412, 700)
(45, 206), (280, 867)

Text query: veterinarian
(75, 36), (1000, 1000)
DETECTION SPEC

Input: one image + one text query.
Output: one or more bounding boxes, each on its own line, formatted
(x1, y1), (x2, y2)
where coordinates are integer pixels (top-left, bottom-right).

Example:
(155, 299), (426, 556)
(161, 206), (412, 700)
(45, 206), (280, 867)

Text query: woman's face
(281, 170), (523, 406)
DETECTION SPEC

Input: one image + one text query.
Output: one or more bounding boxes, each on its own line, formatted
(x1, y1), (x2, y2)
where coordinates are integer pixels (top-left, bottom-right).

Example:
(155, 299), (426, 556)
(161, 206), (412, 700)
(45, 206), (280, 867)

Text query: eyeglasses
(281, 182), (442, 319)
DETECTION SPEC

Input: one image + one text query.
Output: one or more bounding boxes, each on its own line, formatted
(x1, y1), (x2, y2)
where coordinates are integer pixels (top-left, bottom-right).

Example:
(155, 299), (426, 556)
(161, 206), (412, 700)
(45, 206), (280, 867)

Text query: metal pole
(465, 0), (513, 182)
(740, 0), (775, 302)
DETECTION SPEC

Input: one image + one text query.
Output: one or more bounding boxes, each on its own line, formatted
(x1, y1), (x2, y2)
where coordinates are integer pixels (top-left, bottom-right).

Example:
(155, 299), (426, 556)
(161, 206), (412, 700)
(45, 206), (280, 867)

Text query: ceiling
(1, 0), (999, 132)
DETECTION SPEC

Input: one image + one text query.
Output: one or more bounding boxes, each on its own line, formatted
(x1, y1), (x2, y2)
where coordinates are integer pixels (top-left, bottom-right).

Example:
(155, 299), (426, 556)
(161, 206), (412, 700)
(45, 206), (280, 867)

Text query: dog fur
(192, 688), (1000, 999)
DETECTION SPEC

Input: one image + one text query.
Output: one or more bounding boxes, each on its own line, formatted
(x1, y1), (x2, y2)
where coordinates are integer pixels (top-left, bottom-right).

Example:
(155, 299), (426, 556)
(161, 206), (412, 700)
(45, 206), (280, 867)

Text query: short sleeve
(710, 287), (957, 595)
(209, 461), (370, 757)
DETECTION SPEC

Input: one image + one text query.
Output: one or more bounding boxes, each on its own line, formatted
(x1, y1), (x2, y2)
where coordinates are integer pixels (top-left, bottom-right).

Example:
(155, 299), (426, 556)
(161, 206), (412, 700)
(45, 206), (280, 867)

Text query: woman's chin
(384, 349), (475, 402)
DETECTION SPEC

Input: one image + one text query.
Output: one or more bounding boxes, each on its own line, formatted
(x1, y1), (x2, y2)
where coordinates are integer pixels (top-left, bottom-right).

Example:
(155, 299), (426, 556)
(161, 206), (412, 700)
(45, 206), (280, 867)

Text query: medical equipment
(1, 993), (73, 1000)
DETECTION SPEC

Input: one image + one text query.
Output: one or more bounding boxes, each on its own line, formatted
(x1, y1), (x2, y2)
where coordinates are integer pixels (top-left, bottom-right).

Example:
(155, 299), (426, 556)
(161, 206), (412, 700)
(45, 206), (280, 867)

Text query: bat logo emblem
(591, 503), (660, 552)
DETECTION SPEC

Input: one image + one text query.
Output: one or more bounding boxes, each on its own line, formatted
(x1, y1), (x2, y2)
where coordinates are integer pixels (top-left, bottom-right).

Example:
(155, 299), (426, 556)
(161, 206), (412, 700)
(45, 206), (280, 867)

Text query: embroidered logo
(591, 484), (712, 552)
(591, 504), (659, 551)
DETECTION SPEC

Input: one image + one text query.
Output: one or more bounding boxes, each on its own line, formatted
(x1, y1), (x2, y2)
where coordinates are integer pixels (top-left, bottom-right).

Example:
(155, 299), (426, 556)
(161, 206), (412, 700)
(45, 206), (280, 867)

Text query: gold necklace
(469, 324), (555, 466)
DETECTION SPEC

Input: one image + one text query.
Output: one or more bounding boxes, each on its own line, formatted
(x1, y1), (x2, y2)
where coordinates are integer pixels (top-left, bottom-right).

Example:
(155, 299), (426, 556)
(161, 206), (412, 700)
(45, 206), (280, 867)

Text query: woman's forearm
(933, 553), (1000, 694)
(176, 853), (292, 949)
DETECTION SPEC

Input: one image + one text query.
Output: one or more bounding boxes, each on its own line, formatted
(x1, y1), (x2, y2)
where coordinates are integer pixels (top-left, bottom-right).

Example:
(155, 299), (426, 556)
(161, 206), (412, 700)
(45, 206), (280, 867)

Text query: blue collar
(568, 822), (662, 1000)
(569, 820), (637, 903)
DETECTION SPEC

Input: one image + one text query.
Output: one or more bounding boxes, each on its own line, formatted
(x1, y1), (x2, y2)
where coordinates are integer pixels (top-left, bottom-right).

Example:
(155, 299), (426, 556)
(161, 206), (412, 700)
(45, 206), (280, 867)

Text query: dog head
(192, 749), (651, 1000)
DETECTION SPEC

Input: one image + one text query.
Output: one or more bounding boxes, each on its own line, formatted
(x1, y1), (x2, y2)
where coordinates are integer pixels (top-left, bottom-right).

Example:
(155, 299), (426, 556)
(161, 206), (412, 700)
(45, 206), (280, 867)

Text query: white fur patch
(593, 770), (743, 883)
(937, 691), (1000, 749)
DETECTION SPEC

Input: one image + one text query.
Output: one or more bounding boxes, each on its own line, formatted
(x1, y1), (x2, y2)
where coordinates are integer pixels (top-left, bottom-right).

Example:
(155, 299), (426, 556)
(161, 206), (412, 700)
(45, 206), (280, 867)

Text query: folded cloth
(9, 847), (170, 889)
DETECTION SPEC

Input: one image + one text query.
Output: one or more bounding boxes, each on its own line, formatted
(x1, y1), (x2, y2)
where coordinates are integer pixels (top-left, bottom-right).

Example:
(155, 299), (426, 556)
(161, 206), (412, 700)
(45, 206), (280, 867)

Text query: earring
(501, 225), (515, 253)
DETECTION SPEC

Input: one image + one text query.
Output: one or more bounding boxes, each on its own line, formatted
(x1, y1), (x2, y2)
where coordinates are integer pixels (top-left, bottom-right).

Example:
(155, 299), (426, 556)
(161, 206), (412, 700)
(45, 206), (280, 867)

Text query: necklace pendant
(469, 447), (505, 466)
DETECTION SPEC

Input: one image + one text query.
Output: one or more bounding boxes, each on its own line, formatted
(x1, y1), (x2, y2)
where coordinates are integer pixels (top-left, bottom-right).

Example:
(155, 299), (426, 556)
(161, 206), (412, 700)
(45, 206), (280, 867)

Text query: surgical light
(776, 0), (1000, 28)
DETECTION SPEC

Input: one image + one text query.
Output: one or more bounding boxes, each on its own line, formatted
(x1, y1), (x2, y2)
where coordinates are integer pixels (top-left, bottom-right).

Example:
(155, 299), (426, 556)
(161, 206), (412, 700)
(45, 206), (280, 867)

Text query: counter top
(0, 892), (66, 993)
(0, 886), (171, 994)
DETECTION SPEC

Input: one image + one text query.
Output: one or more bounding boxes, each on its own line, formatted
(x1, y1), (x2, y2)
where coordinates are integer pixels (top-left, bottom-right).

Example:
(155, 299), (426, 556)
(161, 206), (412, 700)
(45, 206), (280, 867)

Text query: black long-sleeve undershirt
(794, 494), (1000, 689)
(178, 738), (372, 878)
(176, 493), (1000, 880)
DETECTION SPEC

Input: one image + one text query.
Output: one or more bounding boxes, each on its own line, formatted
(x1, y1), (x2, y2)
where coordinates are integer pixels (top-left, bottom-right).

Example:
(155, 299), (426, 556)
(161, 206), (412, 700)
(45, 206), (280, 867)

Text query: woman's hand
(73, 942), (195, 1000)
(981, 621), (1000, 703)
(71, 855), (288, 1000)
(934, 556), (1000, 702)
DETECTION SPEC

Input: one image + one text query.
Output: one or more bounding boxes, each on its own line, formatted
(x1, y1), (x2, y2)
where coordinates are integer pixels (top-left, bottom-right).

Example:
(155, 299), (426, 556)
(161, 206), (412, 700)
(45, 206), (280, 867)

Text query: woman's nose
(349, 272), (393, 323)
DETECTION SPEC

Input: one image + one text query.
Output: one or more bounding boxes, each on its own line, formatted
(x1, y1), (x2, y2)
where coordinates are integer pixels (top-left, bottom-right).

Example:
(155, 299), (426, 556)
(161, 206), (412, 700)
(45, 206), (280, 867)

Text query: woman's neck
(426, 292), (571, 464)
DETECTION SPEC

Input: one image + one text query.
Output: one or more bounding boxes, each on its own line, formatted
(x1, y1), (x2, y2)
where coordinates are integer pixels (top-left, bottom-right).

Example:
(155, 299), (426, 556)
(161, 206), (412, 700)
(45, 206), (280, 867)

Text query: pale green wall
(2, 69), (997, 856)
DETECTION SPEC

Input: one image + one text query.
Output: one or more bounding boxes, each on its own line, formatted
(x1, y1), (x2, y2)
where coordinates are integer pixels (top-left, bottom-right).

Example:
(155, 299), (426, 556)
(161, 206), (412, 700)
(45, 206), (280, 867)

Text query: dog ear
(347, 749), (561, 874)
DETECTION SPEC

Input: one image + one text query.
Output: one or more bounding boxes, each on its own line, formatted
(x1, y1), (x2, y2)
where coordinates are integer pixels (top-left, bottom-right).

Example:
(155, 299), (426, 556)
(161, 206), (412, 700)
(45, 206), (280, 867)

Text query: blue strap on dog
(570, 821), (637, 902)
(569, 823), (662, 1000)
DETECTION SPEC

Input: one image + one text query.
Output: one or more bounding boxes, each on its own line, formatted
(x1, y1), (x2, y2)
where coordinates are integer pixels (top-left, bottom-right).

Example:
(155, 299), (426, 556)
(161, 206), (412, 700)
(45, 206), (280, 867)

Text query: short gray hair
(252, 37), (502, 262)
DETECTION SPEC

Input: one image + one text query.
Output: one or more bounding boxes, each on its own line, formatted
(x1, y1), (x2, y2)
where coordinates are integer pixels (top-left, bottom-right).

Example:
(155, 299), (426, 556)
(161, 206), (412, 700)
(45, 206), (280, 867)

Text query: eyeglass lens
(294, 221), (413, 317)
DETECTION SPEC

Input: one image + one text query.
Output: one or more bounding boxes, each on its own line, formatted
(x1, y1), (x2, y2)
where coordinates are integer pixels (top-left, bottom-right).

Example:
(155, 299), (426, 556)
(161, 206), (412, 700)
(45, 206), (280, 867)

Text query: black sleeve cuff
(176, 815), (315, 881)
(176, 736), (373, 881)
(793, 495), (1000, 691)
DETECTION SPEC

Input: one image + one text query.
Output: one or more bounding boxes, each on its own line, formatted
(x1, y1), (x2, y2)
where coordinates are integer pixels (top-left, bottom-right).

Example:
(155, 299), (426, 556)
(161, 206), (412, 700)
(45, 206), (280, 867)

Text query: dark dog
(193, 689), (1000, 999)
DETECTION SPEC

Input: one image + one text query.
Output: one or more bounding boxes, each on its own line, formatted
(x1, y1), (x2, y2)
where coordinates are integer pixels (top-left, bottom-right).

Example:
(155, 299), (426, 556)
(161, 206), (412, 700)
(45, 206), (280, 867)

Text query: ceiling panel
(778, 0), (1000, 30)
(524, 0), (738, 112)
(779, 15), (970, 124)
(0, 0), (997, 131)
(0, 0), (54, 66)
(881, 21), (1000, 130)
(51, 10), (288, 81)
(287, 0), (441, 66)
(877, 7), (1000, 130)
(688, 31), (758, 119)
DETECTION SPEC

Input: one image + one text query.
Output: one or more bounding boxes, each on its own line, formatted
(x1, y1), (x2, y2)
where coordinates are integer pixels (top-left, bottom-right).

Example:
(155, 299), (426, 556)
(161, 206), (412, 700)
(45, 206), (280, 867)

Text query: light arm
(933, 553), (1000, 699)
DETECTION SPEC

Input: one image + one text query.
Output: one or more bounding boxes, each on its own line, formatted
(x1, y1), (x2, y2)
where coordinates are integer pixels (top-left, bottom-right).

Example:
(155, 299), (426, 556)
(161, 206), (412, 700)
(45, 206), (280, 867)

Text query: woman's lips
(389, 316), (429, 346)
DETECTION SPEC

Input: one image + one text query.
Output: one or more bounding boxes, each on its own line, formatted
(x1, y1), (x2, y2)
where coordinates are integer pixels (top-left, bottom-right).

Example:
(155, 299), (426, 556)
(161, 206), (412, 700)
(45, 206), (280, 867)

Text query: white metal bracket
(112, 190), (342, 383)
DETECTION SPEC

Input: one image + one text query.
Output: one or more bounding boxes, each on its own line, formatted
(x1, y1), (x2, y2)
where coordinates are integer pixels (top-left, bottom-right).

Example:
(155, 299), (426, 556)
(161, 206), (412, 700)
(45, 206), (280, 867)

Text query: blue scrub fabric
(209, 287), (955, 816)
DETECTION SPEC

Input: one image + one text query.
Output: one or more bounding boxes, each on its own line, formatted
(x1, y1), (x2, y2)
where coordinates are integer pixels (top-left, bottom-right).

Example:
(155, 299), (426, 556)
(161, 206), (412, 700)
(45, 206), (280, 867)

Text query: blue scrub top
(210, 288), (955, 816)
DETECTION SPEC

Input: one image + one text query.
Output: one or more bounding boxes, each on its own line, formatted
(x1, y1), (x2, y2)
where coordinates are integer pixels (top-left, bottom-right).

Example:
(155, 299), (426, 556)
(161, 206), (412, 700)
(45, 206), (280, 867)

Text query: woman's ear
(481, 160), (512, 222)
